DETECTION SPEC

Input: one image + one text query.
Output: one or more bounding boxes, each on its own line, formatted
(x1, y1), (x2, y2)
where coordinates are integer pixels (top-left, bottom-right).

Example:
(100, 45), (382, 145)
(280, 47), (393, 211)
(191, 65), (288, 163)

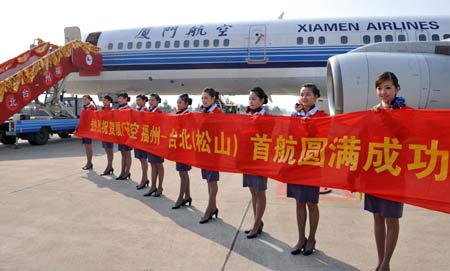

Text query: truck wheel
(28, 128), (50, 145)
(58, 132), (71, 138)
(1, 135), (16, 145)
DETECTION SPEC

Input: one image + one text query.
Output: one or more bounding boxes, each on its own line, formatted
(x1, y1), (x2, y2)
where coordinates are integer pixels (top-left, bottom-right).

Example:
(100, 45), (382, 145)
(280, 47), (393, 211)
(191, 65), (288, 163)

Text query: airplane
(63, 16), (450, 114)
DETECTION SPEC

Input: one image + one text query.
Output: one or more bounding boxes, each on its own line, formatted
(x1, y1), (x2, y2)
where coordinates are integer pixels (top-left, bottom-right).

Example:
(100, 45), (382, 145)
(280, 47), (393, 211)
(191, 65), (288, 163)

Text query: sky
(1, 0), (449, 110)
(2, 0), (449, 62)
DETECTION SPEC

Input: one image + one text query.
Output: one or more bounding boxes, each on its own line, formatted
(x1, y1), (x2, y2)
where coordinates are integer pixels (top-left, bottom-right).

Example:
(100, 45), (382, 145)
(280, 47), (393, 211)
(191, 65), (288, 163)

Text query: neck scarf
(201, 103), (217, 113)
(381, 96), (406, 109)
(176, 108), (189, 114)
(246, 106), (264, 114)
(294, 104), (317, 117)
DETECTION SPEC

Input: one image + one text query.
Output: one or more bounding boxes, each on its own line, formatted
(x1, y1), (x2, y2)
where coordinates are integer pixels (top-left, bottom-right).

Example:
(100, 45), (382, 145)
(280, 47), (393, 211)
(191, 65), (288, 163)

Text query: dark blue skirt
(364, 194), (404, 218)
(102, 141), (113, 149)
(201, 169), (219, 182)
(176, 162), (191, 172)
(147, 152), (164, 164)
(287, 184), (320, 204)
(243, 174), (267, 191)
(118, 144), (132, 151)
(134, 148), (148, 159)
(81, 138), (92, 144)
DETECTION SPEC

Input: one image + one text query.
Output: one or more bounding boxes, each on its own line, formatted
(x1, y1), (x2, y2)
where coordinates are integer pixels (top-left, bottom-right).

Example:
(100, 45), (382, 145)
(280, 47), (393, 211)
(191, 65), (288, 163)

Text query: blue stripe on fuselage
(100, 45), (357, 71)
(102, 61), (327, 71)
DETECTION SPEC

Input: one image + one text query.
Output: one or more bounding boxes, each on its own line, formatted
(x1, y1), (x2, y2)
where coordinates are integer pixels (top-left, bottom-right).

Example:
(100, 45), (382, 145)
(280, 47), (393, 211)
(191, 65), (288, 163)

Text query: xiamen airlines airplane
(64, 16), (450, 113)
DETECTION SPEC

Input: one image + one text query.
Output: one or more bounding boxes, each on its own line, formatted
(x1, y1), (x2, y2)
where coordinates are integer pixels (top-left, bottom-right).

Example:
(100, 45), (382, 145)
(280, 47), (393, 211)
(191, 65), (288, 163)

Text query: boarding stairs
(0, 40), (102, 123)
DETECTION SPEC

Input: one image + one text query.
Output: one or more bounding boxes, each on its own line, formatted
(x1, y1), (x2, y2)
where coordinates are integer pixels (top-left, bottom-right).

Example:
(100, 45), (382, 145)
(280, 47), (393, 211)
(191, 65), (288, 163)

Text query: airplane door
(247, 25), (267, 63)
(416, 55), (430, 109)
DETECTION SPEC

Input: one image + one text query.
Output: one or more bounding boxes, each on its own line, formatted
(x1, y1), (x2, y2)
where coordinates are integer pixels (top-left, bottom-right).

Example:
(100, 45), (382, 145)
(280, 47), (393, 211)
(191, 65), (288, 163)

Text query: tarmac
(0, 136), (449, 271)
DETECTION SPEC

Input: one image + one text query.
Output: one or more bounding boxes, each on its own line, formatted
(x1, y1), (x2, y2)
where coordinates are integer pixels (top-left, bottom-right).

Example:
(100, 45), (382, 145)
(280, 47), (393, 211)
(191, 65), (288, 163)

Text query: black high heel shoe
(82, 164), (93, 170)
(291, 238), (307, 255)
(172, 200), (184, 209)
(199, 208), (219, 224)
(137, 180), (149, 190)
(143, 187), (157, 197)
(246, 222), (264, 239)
(154, 188), (163, 197)
(100, 168), (114, 176)
(245, 221), (263, 234)
(116, 173), (131, 180)
(181, 197), (192, 206)
(302, 239), (316, 256)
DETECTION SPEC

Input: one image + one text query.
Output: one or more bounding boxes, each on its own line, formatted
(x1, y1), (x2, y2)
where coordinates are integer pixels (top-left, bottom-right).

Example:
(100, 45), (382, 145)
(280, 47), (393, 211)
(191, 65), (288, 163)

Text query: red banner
(75, 109), (450, 214)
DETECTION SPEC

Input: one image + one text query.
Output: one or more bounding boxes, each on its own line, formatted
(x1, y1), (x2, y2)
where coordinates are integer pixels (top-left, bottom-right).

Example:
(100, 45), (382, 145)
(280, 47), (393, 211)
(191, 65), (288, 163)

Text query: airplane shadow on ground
(83, 171), (359, 271)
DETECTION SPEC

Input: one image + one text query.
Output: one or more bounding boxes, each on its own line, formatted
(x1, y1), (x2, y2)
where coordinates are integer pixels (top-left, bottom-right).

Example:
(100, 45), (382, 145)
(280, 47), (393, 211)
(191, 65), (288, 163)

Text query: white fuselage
(65, 16), (450, 97)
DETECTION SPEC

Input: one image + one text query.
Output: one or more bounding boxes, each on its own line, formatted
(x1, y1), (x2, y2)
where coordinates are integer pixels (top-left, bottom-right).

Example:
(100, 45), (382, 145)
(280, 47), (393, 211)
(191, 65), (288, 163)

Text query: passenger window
(297, 37), (303, 45)
(307, 37), (314, 45)
(203, 40), (209, 47)
(374, 35), (382, 43)
(432, 34), (440, 41)
(184, 40), (190, 48)
(136, 42), (142, 49)
(213, 39), (220, 47)
(419, 34), (427, 41)
(118, 42), (123, 50)
(107, 43), (113, 50)
(385, 35), (393, 42)
(174, 40), (180, 48)
(340, 36), (348, 44)
(127, 42), (133, 49)
(398, 34), (406, 42)
(146, 41), (151, 48)
(223, 39), (230, 46)
(193, 40), (200, 47)
(155, 41), (161, 48)
(164, 41), (170, 48)
(363, 35), (370, 44)
(318, 36), (325, 44)
(444, 34), (450, 39)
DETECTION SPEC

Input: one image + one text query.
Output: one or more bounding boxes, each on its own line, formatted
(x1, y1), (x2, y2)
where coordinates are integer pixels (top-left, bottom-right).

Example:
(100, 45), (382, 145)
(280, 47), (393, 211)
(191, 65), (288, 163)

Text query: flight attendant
(135, 95), (150, 189)
(100, 95), (114, 176)
(144, 93), (165, 197)
(243, 87), (269, 239)
(81, 95), (96, 170)
(288, 84), (328, 256)
(199, 88), (223, 224)
(172, 94), (193, 209)
(366, 72), (409, 271)
(116, 93), (133, 180)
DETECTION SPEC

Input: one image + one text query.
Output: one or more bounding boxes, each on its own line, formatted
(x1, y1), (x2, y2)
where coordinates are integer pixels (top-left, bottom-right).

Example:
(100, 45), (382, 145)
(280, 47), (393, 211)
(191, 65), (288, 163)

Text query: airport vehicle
(64, 16), (450, 113)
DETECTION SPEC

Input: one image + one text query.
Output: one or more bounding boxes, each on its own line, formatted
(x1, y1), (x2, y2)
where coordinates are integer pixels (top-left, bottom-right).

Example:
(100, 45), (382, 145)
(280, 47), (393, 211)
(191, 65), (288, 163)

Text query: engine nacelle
(327, 52), (450, 114)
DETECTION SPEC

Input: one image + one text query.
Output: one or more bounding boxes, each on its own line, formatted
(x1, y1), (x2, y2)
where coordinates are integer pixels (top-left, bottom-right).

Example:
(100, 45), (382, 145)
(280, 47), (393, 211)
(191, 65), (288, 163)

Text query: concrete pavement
(0, 136), (449, 270)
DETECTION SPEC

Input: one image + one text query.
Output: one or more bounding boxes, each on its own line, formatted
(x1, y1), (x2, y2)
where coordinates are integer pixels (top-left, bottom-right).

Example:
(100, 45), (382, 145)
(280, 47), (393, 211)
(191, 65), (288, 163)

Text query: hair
(203, 87), (219, 101)
(103, 95), (113, 102)
(82, 95), (93, 102)
(179, 93), (192, 105)
(250, 86), (268, 104)
(118, 92), (130, 102)
(136, 94), (149, 102)
(302, 83), (321, 98)
(375, 71), (400, 89)
(150, 93), (161, 103)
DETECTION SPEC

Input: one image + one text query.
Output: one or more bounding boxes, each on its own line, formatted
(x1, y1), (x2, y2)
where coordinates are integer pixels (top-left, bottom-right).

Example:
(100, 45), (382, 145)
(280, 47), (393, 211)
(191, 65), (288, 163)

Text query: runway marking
(276, 183), (360, 201)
